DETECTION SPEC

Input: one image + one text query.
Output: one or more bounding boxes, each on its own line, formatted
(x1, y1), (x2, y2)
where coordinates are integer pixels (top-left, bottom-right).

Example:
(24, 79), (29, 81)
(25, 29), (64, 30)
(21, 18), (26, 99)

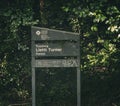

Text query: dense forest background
(0, 0), (120, 106)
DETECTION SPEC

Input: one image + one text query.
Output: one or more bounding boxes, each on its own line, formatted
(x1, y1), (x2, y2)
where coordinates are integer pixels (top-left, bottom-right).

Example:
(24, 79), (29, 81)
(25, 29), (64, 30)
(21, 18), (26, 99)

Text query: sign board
(31, 26), (80, 106)
(32, 42), (78, 57)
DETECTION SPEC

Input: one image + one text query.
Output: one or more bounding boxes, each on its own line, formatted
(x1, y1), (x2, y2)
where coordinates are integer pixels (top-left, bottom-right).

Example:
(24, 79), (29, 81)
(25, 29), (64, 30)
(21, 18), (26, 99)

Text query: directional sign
(31, 26), (80, 106)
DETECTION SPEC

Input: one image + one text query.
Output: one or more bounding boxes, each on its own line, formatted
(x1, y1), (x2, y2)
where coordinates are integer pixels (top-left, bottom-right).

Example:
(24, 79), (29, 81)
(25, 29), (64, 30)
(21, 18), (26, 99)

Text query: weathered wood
(33, 59), (78, 67)
(31, 26), (79, 41)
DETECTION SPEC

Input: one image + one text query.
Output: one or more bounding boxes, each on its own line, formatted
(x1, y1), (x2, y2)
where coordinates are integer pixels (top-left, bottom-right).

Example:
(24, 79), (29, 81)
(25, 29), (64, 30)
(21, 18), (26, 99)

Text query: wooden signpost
(31, 26), (80, 106)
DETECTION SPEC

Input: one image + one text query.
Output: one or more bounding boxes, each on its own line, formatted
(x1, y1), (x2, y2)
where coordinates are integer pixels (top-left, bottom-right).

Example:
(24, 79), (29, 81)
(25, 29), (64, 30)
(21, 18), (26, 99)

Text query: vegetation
(0, 0), (120, 106)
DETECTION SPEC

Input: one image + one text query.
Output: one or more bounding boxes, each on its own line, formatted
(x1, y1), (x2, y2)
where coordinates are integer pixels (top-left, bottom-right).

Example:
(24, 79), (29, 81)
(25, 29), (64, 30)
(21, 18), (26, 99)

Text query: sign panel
(33, 59), (78, 67)
(31, 26), (79, 41)
(32, 42), (78, 57)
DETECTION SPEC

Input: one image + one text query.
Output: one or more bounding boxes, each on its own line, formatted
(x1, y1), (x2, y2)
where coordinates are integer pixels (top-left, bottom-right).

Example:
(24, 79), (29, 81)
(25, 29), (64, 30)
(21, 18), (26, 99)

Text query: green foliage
(64, 0), (120, 73)
(0, 1), (38, 105)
